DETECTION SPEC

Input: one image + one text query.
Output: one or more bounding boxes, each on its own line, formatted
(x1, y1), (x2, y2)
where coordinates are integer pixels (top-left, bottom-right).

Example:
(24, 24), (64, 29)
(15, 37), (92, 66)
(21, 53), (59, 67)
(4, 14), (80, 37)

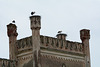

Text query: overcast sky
(0, 0), (100, 67)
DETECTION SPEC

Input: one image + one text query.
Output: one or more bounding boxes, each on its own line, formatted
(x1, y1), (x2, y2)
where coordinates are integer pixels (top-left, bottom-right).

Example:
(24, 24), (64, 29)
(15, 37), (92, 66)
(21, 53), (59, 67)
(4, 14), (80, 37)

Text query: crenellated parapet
(16, 35), (84, 55)
(40, 35), (84, 54)
(16, 36), (32, 49)
(0, 58), (16, 67)
(16, 36), (32, 54)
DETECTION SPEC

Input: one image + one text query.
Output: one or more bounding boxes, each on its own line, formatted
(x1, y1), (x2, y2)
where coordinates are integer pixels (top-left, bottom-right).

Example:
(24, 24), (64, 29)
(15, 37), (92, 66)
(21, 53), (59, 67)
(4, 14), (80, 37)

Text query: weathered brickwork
(0, 13), (91, 67)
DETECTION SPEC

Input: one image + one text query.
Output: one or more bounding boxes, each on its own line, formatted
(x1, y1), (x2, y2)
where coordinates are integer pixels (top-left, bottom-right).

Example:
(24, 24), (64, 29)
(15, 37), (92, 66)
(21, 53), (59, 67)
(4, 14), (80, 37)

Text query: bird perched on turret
(12, 20), (15, 23)
(58, 31), (62, 33)
(31, 12), (35, 15)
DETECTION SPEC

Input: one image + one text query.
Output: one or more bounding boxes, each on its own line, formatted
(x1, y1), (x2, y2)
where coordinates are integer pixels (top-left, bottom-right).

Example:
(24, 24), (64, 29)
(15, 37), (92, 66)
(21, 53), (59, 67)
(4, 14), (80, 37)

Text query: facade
(0, 14), (91, 67)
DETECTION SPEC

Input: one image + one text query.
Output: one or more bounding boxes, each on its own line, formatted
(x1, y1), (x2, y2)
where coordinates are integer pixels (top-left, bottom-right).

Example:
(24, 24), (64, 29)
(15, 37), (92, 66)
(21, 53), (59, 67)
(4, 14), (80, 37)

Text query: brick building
(0, 13), (91, 67)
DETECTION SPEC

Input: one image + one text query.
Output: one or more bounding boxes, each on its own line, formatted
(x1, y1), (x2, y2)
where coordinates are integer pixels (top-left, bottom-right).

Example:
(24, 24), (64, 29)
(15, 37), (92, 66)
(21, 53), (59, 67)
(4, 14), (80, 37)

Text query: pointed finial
(31, 12), (35, 15)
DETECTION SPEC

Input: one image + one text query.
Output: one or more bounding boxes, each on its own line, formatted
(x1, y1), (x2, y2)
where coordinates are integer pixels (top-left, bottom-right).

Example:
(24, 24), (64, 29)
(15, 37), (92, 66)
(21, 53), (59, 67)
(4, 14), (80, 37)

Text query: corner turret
(7, 22), (18, 60)
(30, 15), (41, 30)
(80, 29), (90, 42)
(30, 12), (41, 67)
(80, 29), (91, 67)
(7, 23), (18, 37)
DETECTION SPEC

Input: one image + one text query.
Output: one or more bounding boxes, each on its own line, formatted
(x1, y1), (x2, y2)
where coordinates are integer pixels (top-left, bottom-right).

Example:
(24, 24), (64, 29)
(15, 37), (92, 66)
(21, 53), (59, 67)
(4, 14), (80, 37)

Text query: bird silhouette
(12, 20), (15, 23)
(31, 12), (35, 15)
(58, 31), (62, 33)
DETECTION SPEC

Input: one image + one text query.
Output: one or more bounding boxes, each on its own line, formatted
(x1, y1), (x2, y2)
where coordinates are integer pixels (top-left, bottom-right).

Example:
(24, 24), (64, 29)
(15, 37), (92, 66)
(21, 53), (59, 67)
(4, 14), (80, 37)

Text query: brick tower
(7, 23), (18, 60)
(80, 29), (91, 67)
(30, 14), (41, 67)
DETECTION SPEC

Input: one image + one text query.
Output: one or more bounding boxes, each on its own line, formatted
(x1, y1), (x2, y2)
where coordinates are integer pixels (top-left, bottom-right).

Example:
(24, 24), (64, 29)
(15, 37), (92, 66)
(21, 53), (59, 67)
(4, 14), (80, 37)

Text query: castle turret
(30, 14), (41, 67)
(7, 23), (18, 60)
(80, 29), (91, 67)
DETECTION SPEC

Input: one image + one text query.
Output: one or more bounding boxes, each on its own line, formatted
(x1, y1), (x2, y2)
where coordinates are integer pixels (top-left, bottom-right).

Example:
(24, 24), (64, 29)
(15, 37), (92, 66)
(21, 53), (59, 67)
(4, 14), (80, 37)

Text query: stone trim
(41, 53), (85, 62)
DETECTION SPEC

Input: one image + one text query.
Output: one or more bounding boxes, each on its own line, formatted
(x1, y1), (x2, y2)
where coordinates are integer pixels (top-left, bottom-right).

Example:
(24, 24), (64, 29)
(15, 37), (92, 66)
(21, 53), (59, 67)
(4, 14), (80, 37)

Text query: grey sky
(0, 0), (100, 67)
